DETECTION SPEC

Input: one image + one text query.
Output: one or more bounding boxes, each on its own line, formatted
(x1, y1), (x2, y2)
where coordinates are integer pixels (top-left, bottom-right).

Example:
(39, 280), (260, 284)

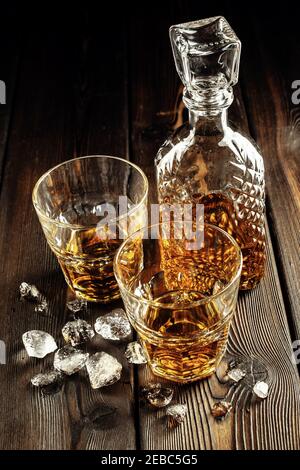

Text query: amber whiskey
(194, 192), (265, 290)
(128, 226), (239, 382)
(139, 290), (231, 383)
(57, 229), (122, 303)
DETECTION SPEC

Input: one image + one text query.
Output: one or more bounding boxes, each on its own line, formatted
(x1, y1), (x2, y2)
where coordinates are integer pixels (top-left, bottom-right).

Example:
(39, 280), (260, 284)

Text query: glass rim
(114, 221), (242, 311)
(32, 154), (149, 230)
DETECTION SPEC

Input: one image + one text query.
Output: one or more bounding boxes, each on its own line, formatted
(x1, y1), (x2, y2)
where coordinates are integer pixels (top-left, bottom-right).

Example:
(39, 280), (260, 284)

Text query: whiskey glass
(114, 222), (242, 383)
(32, 155), (148, 303)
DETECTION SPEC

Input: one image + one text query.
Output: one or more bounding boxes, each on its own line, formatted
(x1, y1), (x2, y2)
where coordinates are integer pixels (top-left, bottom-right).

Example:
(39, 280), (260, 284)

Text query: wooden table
(0, 4), (299, 450)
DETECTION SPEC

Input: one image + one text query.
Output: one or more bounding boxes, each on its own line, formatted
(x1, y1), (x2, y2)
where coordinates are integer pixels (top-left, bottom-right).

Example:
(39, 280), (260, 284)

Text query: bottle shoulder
(155, 122), (264, 174)
(155, 121), (265, 207)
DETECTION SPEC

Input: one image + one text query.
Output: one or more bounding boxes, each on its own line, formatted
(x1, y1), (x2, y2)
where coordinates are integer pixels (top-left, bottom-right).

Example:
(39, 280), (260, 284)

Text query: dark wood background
(0, 2), (299, 450)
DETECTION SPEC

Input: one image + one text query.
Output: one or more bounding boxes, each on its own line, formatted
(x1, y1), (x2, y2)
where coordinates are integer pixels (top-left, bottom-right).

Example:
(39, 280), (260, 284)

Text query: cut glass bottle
(155, 16), (266, 289)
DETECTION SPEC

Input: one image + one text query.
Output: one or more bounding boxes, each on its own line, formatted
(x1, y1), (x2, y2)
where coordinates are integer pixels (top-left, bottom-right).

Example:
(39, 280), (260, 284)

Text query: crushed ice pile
(19, 284), (270, 425)
(21, 300), (146, 397)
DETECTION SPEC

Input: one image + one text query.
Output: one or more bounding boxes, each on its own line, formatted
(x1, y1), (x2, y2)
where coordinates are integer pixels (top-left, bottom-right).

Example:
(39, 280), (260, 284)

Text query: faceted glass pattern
(156, 16), (266, 290)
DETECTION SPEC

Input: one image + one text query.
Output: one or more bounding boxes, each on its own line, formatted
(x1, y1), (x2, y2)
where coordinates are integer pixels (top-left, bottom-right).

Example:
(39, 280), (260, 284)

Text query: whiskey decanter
(155, 16), (266, 289)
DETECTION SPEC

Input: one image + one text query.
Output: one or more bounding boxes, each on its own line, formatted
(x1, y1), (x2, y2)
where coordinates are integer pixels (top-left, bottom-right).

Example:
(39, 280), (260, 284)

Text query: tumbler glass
(32, 155), (148, 303)
(114, 222), (242, 383)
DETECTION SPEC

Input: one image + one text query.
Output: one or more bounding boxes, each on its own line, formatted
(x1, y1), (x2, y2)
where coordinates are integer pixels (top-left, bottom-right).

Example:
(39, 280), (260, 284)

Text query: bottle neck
(188, 107), (228, 135)
(183, 85), (233, 134)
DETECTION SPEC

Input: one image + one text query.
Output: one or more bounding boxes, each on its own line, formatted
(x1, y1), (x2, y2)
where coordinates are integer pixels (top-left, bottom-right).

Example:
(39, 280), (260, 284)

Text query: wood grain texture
(0, 3), (300, 451)
(236, 13), (300, 340)
(129, 6), (300, 450)
(0, 8), (135, 450)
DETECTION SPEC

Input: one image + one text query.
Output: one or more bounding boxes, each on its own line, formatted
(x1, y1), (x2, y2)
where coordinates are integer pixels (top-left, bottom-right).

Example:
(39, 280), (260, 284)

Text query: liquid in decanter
(155, 16), (266, 289)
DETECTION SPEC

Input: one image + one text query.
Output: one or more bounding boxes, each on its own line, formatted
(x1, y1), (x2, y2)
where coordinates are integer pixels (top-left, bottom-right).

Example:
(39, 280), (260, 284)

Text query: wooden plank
(236, 12), (300, 340)
(0, 8), (136, 450)
(129, 8), (300, 449)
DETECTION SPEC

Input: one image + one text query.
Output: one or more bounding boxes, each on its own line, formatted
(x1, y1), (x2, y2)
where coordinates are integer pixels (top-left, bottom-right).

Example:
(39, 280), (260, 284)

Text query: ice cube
(226, 355), (268, 390)
(141, 383), (174, 408)
(166, 403), (187, 424)
(211, 400), (232, 420)
(31, 369), (64, 395)
(86, 352), (122, 389)
(19, 282), (40, 300)
(35, 296), (49, 314)
(253, 381), (269, 399)
(22, 330), (57, 358)
(54, 345), (89, 375)
(94, 308), (132, 341)
(31, 369), (64, 386)
(66, 298), (87, 314)
(228, 368), (247, 383)
(19, 282), (48, 314)
(125, 342), (147, 364)
(62, 319), (95, 346)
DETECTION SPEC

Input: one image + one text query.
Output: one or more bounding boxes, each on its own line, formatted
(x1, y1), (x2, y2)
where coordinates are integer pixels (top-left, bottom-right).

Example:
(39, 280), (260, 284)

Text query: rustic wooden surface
(0, 3), (299, 450)
(238, 14), (300, 341)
